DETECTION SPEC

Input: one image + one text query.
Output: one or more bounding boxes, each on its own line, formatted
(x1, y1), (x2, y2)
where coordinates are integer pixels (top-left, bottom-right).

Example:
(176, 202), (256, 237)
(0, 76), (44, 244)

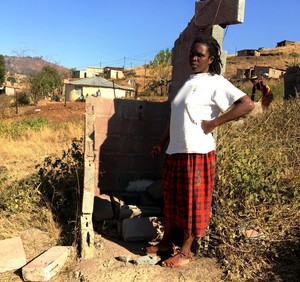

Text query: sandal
(161, 251), (193, 267)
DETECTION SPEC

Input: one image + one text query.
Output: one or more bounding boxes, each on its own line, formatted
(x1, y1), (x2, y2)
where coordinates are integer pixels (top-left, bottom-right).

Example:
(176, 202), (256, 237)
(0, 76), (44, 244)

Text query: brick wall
(85, 97), (169, 196)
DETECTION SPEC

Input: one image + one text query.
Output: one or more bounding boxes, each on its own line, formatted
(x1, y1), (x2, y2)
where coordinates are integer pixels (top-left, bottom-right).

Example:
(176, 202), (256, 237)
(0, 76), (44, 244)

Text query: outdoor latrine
(80, 0), (245, 258)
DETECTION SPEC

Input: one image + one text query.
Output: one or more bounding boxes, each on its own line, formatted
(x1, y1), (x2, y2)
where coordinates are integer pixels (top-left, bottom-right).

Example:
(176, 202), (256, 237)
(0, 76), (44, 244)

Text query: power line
(72, 46), (173, 69)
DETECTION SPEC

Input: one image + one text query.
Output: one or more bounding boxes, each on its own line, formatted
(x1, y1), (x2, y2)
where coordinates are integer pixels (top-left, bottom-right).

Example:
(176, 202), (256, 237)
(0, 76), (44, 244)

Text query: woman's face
(189, 43), (214, 74)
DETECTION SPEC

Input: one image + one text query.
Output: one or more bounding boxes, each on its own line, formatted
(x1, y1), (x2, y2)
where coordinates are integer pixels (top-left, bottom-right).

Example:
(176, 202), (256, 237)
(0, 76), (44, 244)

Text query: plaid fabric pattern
(162, 151), (216, 237)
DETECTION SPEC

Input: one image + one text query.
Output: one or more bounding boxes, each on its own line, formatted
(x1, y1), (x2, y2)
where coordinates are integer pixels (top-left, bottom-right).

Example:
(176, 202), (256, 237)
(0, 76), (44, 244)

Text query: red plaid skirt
(162, 151), (216, 237)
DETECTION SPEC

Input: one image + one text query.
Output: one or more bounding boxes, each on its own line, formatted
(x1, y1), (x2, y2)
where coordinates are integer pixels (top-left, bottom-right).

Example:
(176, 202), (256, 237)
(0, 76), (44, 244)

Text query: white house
(64, 76), (133, 101)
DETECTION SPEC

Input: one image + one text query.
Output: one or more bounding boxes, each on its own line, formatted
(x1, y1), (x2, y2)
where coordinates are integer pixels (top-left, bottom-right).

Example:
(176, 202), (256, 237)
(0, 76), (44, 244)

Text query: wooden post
(15, 90), (19, 114)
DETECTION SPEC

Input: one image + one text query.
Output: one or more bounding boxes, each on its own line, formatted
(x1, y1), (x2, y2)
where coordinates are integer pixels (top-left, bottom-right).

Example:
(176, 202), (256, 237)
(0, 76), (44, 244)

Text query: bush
(0, 174), (42, 213)
(0, 138), (84, 245)
(17, 92), (31, 105)
(0, 95), (12, 117)
(210, 98), (300, 281)
(36, 138), (84, 243)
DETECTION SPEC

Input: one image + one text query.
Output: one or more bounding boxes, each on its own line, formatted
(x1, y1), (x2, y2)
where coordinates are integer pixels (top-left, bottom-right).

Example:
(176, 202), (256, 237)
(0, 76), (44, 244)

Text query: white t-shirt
(166, 73), (246, 154)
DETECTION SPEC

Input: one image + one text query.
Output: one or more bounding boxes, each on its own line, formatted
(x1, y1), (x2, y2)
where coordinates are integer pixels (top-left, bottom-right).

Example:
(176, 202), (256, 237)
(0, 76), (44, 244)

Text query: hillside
(130, 42), (300, 86)
(225, 42), (300, 78)
(3, 42), (299, 87)
(4, 55), (69, 76)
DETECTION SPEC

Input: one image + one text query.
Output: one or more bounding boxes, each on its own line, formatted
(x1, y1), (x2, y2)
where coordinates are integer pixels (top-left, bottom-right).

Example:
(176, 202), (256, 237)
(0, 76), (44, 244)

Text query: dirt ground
(22, 101), (86, 123)
(70, 227), (224, 282)
(0, 101), (224, 282)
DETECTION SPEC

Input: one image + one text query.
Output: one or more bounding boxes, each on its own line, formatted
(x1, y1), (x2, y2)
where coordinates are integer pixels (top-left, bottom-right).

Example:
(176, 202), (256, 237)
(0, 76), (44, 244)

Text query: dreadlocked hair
(192, 35), (223, 75)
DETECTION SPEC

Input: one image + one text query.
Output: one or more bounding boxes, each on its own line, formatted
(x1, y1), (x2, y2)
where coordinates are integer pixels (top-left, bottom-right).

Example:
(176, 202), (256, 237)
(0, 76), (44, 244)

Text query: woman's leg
(161, 231), (194, 267)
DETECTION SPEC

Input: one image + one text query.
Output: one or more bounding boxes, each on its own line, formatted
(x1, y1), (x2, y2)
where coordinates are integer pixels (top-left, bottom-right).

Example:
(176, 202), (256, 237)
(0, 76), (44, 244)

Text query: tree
(147, 49), (172, 96)
(7, 76), (16, 85)
(30, 66), (62, 104)
(0, 55), (5, 85)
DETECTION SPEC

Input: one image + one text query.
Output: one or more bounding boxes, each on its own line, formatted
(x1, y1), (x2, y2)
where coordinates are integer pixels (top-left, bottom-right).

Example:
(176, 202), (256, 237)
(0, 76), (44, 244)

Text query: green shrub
(0, 117), (48, 138)
(17, 92), (31, 105)
(0, 174), (41, 213)
(210, 98), (300, 281)
(36, 138), (84, 223)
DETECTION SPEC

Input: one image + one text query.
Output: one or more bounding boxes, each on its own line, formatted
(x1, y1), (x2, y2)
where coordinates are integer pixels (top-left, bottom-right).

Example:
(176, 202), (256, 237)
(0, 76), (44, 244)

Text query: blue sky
(1, 0), (299, 69)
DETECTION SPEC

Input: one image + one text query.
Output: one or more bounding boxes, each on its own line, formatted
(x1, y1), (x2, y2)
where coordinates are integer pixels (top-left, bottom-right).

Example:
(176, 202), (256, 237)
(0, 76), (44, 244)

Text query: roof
(66, 76), (132, 90)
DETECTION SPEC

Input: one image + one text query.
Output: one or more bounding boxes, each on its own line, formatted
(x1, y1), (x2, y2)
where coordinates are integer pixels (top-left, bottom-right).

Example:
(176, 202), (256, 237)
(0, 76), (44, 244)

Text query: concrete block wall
(169, 0), (245, 101)
(86, 97), (169, 196)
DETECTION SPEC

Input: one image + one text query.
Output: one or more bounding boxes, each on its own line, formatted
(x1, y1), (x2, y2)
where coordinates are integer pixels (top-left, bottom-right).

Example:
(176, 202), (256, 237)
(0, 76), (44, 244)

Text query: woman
(146, 35), (254, 267)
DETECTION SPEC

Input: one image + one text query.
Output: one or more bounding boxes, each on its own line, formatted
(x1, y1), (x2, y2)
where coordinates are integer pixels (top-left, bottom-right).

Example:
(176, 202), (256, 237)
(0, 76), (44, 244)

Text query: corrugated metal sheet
(67, 76), (128, 90)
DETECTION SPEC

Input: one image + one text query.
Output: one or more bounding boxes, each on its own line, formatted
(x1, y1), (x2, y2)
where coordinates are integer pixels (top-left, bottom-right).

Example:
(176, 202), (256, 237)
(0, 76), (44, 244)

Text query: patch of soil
(1, 226), (223, 282)
(22, 101), (86, 124)
(73, 232), (223, 282)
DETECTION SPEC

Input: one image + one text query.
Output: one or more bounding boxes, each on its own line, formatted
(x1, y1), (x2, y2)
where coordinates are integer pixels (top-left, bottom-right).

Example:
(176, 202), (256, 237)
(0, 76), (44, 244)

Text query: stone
(132, 254), (161, 265)
(0, 237), (26, 273)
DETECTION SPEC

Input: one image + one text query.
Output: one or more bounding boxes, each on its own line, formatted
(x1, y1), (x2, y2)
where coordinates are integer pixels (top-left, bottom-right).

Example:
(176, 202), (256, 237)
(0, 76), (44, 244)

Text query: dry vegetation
(0, 96), (299, 282)
(0, 43), (299, 281)
(0, 102), (85, 189)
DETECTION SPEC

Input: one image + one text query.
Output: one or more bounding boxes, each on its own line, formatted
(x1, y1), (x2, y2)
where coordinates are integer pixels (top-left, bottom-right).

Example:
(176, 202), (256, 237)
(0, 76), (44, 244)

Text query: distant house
(4, 86), (15, 96)
(276, 40), (295, 47)
(0, 85), (15, 96)
(237, 49), (260, 57)
(103, 67), (125, 79)
(254, 66), (285, 79)
(72, 66), (103, 79)
(236, 66), (285, 79)
(64, 76), (133, 101)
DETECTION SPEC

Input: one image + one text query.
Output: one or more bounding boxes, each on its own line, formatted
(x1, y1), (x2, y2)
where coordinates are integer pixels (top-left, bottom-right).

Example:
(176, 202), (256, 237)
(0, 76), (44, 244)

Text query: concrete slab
(22, 246), (72, 281)
(0, 236), (26, 273)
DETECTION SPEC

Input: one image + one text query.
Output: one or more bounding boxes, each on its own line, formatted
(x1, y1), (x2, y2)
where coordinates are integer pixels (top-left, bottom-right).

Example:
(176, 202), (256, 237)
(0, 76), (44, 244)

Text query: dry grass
(0, 119), (84, 281)
(0, 123), (84, 185)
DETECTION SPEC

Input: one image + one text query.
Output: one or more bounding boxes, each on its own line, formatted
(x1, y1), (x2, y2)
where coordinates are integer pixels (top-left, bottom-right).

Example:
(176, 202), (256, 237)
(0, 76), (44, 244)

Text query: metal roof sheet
(67, 76), (126, 89)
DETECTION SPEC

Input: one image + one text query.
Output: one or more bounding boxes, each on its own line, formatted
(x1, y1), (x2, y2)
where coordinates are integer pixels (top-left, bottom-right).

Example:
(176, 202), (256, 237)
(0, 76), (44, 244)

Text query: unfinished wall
(86, 96), (169, 197)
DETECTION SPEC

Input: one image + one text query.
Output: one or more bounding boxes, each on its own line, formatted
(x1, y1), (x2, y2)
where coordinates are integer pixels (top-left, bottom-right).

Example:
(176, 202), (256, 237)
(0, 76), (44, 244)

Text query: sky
(1, 0), (299, 70)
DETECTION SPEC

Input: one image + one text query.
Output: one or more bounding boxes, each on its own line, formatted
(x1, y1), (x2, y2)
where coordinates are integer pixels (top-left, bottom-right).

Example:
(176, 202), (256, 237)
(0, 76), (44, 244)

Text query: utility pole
(144, 61), (147, 89)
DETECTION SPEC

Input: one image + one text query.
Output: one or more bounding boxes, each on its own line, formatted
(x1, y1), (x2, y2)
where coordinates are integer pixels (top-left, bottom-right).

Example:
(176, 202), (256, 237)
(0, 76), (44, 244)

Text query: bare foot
(161, 251), (193, 267)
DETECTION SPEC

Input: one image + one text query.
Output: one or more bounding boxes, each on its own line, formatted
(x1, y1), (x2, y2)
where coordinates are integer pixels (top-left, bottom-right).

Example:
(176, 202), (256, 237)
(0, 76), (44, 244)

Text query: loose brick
(22, 246), (72, 281)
